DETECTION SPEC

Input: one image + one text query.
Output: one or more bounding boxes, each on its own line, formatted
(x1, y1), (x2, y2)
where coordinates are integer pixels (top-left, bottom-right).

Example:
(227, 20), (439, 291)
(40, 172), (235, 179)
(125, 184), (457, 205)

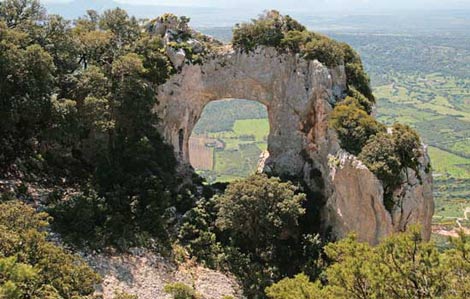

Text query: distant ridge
(44, 0), (226, 23)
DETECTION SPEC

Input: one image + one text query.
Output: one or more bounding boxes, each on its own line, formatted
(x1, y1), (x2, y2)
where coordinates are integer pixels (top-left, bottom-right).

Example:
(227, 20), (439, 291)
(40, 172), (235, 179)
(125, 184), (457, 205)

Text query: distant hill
(44, 0), (248, 26)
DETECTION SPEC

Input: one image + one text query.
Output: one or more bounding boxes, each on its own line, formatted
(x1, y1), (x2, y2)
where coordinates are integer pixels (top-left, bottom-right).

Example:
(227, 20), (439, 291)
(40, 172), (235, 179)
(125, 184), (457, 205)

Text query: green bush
(47, 189), (107, 248)
(358, 124), (422, 210)
(164, 282), (201, 299)
(265, 273), (323, 299)
(390, 123), (422, 172)
(0, 200), (100, 299)
(215, 174), (306, 253)
(341, 43), (375, 101)
(346, 87), (374, 114)
(233, 11), (287, 52)
(178, 196), (223, 268)
(359, 133), (402, 210)
(180, 175), (324, 298)
(232, 11), (344, 68)
(267, 227), (470, 299)
(303, 36), (344, 67)
(329, 100), (385, 155)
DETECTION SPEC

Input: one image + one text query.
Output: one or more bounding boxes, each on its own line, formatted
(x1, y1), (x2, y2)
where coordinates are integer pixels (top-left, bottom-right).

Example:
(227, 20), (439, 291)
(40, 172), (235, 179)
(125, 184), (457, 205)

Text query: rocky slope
(87, 249), (242, 299)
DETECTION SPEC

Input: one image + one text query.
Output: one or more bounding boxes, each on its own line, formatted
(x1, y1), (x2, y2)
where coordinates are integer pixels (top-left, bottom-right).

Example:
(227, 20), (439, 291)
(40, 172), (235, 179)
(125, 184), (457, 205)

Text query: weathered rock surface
(325, 150), (393, 244)
(87, 249), (243, 299)
(154, 46), (346, 180)
(391, 146), (434, 240)
(325, 150), (434, 244)
(153, 40), (434, 244)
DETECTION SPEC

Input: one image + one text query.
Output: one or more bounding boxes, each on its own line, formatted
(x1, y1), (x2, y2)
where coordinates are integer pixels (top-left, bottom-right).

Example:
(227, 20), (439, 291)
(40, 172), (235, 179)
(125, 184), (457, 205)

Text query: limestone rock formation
(325, 151), (392, 244)
(325, 150), (433, 244)
(150, 19), (434, 245)
(391, 146), (434, 240)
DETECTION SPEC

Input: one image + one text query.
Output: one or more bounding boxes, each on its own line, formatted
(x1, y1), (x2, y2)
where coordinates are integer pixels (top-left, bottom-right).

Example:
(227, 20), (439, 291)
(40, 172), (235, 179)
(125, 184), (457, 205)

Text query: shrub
(280, 30), (311, 52)
(215, 174), (306, 252)
(233, 10), (296, 52)
(0, 200), (100, 299)
(390, 123), (422, 172)
(179, 175), (322, 298)
(268, 227), (470, 299)
(47, 189), (107, 248)
(358, 124), (422, 210)
(232, 11), (344, 67)
(341, 43), (375, 101)
(265, 273), (323, 299)
(359, 133), (402, 210)
(346, 87), (374, 114)
(329, 100), (385, 155)
(164, 282), (201, 299)
(303, 37), (344, 67)
(178, 196), (223, 268)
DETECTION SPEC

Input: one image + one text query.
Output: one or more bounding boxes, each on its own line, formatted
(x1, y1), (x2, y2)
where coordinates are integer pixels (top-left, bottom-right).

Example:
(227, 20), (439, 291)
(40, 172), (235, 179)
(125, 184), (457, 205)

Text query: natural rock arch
(150, 16), (434, 244)
(155, 47), (346, 183)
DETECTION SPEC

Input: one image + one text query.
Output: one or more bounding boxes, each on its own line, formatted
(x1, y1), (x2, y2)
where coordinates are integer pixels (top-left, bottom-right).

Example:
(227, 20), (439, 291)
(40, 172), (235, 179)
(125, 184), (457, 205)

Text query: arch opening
(189, 99), (270, 183)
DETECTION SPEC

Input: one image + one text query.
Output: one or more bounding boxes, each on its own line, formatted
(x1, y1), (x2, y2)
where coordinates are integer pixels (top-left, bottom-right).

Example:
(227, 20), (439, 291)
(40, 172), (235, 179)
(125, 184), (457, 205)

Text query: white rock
(166, 47), (186, 69)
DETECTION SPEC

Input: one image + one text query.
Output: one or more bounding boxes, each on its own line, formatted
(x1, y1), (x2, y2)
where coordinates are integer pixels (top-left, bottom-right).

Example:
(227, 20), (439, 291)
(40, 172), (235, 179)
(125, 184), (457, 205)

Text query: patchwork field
(190, 100), (269, 183)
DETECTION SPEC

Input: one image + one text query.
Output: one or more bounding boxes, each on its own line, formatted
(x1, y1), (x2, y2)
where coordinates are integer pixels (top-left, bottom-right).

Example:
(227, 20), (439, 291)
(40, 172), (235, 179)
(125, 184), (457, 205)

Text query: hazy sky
(41, 0), (470, 11)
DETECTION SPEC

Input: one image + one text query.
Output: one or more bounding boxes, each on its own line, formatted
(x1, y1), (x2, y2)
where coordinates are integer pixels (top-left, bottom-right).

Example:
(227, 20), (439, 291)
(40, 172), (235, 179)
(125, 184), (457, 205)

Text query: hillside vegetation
(0, 1), (463, 298)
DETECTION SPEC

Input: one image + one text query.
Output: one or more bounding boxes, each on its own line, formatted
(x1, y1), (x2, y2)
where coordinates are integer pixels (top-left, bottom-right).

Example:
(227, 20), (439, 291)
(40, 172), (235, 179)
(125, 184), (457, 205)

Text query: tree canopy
(266, 228), (470, 299)
(0, 201), (100, 299)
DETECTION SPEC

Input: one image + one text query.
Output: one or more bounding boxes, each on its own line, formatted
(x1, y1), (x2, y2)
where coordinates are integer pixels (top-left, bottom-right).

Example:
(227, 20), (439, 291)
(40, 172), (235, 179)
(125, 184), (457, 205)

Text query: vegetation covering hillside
(1, 1), (468, 298)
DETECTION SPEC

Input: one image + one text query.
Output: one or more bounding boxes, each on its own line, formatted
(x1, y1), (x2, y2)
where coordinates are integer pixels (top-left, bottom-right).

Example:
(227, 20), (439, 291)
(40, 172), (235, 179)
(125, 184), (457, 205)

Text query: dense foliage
(358, 124), (423, 210)
(266, 227), (470, 299)
(179, 175), (323, 298)
(329, 98), (385, 156)
(0, 0), (197, 250)
(232, 10), (374, 101)
(0, 200), (100, 299)
(215, 175), (306, 253)
(330, 95), (423, 210)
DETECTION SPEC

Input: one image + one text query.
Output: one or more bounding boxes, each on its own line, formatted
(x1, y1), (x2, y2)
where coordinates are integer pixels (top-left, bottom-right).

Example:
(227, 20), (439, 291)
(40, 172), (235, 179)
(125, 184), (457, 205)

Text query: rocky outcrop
(154, 46), (346, 180)
(391, 147), (434, 240)
(151, 20), (434, 245)
(325, 151), (393, 244)
(325, 150), (433, 244)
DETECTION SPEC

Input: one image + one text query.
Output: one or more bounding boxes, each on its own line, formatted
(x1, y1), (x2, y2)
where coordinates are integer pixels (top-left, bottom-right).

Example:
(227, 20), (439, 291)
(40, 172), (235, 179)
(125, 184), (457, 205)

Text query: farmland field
(190, 101), (269, 183)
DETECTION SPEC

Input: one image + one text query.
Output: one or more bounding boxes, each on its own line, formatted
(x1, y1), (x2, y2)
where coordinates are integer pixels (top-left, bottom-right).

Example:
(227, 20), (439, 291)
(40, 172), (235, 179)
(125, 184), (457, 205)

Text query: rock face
(155, 46), (346, 180)
(325, 151), (393, 244)
(325, 150), (433, 244)
(153, 38), (434, 244)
